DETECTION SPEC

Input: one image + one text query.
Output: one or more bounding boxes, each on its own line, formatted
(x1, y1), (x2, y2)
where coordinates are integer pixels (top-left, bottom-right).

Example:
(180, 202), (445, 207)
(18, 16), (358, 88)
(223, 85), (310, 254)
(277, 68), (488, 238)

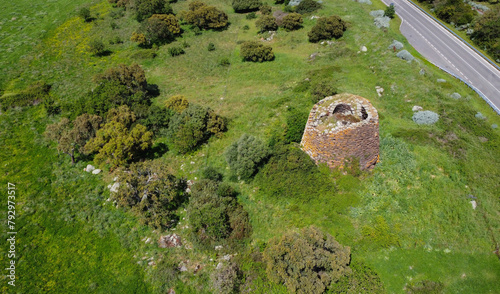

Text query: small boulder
(158, 234), (182, 248)
(92, 169), (101, 175)
(110, 182), (120, 193)
(470, 200), (477, 210)
(375, 86), (384, 97)
(85, 164), (95, 172)
(361, 46), (367, 52)
(437, 78), (446, 83)
(215, 245), (223, 251)
(412, 105), (423, 111)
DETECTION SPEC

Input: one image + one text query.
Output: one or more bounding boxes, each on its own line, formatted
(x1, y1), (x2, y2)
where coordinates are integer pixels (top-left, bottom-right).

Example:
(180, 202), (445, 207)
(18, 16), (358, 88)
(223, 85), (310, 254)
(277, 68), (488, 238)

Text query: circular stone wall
(300, 93), (379, 170)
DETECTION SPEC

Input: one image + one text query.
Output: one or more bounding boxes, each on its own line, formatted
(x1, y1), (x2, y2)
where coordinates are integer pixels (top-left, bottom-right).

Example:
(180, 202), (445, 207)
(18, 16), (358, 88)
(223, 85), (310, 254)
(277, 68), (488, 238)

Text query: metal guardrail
(403, 0), (500, 115)
(437, 66), (500, 115)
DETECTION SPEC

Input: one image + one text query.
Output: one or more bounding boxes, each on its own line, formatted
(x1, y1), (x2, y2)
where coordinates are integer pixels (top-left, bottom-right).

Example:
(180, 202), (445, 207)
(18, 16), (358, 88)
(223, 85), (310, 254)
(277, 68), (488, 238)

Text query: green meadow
(1, 0), (499, 293)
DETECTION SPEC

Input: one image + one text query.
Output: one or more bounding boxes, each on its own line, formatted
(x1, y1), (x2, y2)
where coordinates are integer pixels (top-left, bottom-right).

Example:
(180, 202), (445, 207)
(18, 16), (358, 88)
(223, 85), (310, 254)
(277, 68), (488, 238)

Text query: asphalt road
(381, 0), (500, 114)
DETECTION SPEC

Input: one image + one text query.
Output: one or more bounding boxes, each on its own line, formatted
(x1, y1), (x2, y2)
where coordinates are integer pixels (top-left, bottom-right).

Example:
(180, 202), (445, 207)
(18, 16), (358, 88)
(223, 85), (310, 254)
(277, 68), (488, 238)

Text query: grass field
(1, 0), (499, 293)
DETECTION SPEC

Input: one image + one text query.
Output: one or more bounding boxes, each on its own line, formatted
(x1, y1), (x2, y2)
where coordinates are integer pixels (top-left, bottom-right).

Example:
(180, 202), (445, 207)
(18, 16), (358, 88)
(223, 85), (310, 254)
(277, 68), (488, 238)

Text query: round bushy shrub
(225, 134), (269, 180)
(240, 41), (275, 62)
(260, 5), (272, 15)
(245, 12), (257, 19)
(412, 110), (439, 125)
(232, 0), (262, 13)
(78, 7), (92, 22)
(168, 46), (185, 56)
(310, 80), (338, 102)
(208, 42), (216, 51)
(88, 39), (106, 56)
(281, 12), (303, 31)
(165, 95), (189, 113)
(308, 15), (347, 43)
(182, 3), (229, 30)
(295, 0), (321, 14)
(135, 0), (173, 22)
(263, 226), (351, 294)
(256, 15), (278, 32)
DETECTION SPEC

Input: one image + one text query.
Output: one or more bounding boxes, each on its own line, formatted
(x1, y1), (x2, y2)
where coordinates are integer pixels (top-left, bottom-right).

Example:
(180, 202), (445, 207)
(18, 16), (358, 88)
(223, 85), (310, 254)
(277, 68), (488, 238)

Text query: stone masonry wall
(300, 93), (379, 170)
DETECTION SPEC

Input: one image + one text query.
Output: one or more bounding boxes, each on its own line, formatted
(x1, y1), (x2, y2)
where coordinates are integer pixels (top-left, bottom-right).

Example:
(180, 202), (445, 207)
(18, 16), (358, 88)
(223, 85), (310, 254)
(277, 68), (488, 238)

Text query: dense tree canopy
(132, 14), (181, 47)
(134, 0), (173, 22)
(472, 7), (500, 60)
(182, 1), (229, 30)
(308, 15), (347, 43)
(225, 134), (269, 180)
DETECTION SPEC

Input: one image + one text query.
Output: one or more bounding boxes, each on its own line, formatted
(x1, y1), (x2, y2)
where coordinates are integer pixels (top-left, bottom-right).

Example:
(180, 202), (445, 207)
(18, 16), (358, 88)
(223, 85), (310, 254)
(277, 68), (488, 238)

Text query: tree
(132, 14), (180, 47)
(77, 7), (92, 22)
(93, 63), (148, 95)
(83, 106), (153, 168)
(225, 134), (269, 180)
(472, 7), (500, 60)
(182, 2), (229, 30)
(45, 114), (103, 164)
(384, 4), (395, 19)
(167, 104), (226, 154)
(263, 226), (351, 294)
(114, 160), (187, 229)
(260, 5), (272, 15)
(165, 95), (189, 113)
(256, 15), (278, 32)
(281, 12), (303, 31)
(284, 107), (308, 143)
(308, 15), (347, 43)
(232, 0), (262, 13)
(187, 180), (251, 244)
(240, 41), (275, 62)
(134, 0), (173, 22)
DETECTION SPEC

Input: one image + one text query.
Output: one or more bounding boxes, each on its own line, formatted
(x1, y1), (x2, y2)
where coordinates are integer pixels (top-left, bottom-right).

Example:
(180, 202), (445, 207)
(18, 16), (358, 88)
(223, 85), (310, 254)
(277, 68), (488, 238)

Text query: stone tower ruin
(300, 93), (379, 170)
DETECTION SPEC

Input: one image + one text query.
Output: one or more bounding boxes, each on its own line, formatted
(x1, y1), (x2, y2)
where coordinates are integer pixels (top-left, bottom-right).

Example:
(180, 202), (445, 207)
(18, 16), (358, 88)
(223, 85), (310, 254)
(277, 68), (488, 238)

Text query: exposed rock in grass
(158, 234), (182, 248)
(412, 105), (423, 111)
(369, 10), (384, 18)
(374, 16), (390, 28)
(437, 78), (446, 83)
(475, 112), (486, 119)
(355, 0), (372, 4)
(450, 93), (461, 99)
(388, 40), (403, 50)
(412, 110), (439, 125)
(396, 50), (414, 62)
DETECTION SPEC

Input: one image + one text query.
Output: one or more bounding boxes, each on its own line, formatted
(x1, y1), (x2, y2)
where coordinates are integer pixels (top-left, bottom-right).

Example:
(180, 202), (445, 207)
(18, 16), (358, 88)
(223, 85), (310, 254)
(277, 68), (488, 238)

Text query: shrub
(88, 39), (106, 56)
(134, 0), (173, 22)
(396, 49), (414, 62)
(0, 82), (51, 111)
(374, 16), (390, 28)
(388, 40), (404, 50)
(182, 2), (229, 30)
(311, 80), (337, 102)
(167, 104), (225, 153)
(256, 15), (278, 32)
(77, 7), (92, 22)
(285, 107), (308, 143)
(405, 280), (444, 294)
(187, 180), (251, 244)
(412, 110), (439, 125)
(295, 0), (321, 14)
(218, 57), (231, 66)
(242, 24), (250, 30)
(211, 263), (241, 294)
(384, 4), (395, 19)
(114, 160), (187, 229)
(308, 15), (347, 43)
(168, 46), (185, 56)
(110, 8), (125, 19)
(283, 5), (294, 12)
(232, 0), (262, 13)
(475, 112), (486, 120)
(132, 14), (180, 47)
(281, 12), (303, 30)
(260, 5), (272, 15)
(208, 42), (216, 51)
(201, 166), (223, 182)
(240, 41), (274, 62)
(245, 12), (257, 19)
(329, 260), (385, 293)
(263, 226), (351, 294)
(165, 95), (189, 113)
(369, 10), (385, 17)
(225, 134), (269, 180)
(135, 105), (173, 134)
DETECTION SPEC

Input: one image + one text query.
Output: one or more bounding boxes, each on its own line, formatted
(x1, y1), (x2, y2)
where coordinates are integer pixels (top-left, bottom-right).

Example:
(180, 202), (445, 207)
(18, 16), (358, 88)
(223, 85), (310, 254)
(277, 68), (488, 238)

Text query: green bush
(218, 57), (231, 66)
(310, 80), (338, 102)
(201, 166), (223, 182)
(77, 7), (92, 22)
(167, 104), (226, 153)
(405, 280), (444, 294)
(225, 134), (269, 180)
(246, 12), (257, 19)
(240, 41), (275, 62)
(329, 260), (385, 293)
(308, 15), (347, 43)
(232, 0), (262, 13)
(281, 12), (303, 31)
(165, 95), (189, 113)
(295, 0), (322, 14)
(187, 180), (251, 245)
(131, 14), (180, 47)
(88, 39), (106, 56)
(134, 0), (173, 22)
(182, 2), (229, 30)
(114, 160), (187, 229)
(260, 5), (272, 15)
(256, 15), (278, 32)
(208, 42), (216, 51)
(0, 82), (51, 111)
(263, 226), (351, 294)
(254, 144), (337, 200)
(168, 46), (185, 56)
(471, 8), (500, 60)
(384, 4), (395, 19)
(284, 107), (308, 143)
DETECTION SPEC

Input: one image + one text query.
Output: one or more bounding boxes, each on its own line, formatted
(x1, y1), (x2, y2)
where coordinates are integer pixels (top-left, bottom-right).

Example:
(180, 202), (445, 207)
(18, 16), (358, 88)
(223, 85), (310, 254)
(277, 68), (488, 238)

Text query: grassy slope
(1, 0), (499, 293)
